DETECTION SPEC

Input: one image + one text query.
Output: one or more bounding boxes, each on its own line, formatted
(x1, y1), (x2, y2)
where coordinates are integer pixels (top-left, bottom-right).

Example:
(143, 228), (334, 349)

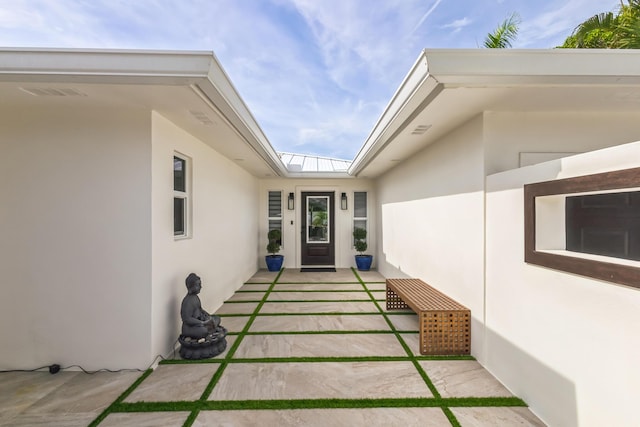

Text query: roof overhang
(349, 49), (640, 178)
(0, 48), (288, 177)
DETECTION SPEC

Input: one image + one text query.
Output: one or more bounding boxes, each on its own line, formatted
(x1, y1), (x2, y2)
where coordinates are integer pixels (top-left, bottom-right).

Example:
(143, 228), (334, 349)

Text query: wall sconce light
(341, 192), (348, 210)
(288, 192), (295, 210)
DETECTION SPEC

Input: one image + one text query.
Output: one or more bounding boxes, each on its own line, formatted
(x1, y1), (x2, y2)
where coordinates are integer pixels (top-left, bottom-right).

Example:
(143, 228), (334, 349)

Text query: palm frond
(484, 13), (521, 49)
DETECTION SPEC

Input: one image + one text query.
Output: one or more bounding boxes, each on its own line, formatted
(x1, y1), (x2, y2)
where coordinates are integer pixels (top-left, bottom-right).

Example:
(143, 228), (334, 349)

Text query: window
(268, 191), (282, 246)
(566, 191), (640, 261)
(524, 167), (640, 288)
(307, 196), (330, 243)
(354, 191), (368, 245)
(174, 154), (190, 238)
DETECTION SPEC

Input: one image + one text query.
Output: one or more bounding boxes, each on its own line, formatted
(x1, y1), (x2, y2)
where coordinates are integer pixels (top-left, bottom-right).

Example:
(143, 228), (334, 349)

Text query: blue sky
(0, 0), (620, 160)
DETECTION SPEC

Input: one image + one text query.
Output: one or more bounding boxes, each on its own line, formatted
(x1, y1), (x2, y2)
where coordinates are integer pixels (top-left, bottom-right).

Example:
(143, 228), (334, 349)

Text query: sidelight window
(268, 191), (283, 246)
(174, 154), (190, 238)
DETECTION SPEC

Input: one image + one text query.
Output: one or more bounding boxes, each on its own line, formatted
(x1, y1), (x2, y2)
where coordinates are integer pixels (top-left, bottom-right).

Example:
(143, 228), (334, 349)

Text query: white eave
(4, 48), (640, 180)
(0, 48), (288, 177)
(349, 49), (640, 178)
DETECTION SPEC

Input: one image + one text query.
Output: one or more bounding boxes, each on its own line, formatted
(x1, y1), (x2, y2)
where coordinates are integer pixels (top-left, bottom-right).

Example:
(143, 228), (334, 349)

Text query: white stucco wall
(485, 141), (640, 427)
(375, 116), (487, 357)
(0, 106), (152, 370)
(484, 111), (640, 175)
(151, 113), (259, 359)
(258, 179), (374, 269)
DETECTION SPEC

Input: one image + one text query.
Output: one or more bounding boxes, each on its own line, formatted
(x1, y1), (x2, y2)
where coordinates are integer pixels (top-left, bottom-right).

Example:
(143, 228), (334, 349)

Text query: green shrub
(353, 227), (368, 255)
(266, 229), (281, 255)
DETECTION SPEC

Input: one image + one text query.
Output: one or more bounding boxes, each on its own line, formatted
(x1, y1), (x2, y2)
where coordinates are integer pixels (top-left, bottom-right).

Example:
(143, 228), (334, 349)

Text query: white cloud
(441, 17), (473, 34)
(515, 0), (619, 48)
(4, 0), (621, 159)
(409, 0), (444, 35)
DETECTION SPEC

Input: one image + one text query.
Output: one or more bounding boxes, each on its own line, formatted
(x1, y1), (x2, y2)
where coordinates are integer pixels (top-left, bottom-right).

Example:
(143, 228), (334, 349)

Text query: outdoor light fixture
(341, 192), (348, 210)
(288, 192), (295, 210)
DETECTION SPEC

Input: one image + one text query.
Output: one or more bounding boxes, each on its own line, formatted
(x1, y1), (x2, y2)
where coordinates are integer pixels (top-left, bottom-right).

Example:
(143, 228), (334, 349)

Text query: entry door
(301, 192), (335, 266)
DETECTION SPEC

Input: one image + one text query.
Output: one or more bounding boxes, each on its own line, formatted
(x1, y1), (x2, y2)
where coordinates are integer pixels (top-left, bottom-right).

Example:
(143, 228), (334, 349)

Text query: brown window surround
(524, 167), (640, 289)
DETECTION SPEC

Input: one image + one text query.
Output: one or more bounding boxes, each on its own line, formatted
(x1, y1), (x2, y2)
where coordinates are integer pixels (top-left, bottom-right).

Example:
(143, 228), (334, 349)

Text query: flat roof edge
(349, 50), (432, 176)
(0, 48), (215, 81)
(349, 48), (640, 177)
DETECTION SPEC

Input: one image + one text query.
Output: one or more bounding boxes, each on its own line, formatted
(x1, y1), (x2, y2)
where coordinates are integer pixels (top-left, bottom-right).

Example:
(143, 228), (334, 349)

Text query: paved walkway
(1, 269), (546, 426)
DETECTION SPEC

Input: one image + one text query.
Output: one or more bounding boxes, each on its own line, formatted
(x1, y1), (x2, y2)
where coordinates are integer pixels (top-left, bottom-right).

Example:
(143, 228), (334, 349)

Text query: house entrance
(301, 192), (335, 266)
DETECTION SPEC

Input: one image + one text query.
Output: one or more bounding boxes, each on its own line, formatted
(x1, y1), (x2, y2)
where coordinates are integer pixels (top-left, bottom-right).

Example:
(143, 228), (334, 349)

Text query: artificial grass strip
(254, 311), (384, 316)
(198, 398), (443, 410)
(252, 311), (383, 316)
(268, 289), (370, 293)
(227, 356), (412, 363)
(183, 408), (200, 427)
(105, 396), (527, 414)
(159, 354), (473, 365)
(109, 401), (198, 412)
(442, 407), (462, 427)
(194, 397), (525, 411)
(87, 368), (153, 426)
(444, 397), (527, 407)
(224, 300), (265, 304)
(217, 313), (255, 317)
(261, 299), (374, 303)
(198, 363), (229, 402)
(242, 330), (395, 336)
(160, 358), (225, 365)
(275, 281), (361, 285)
(100, 268), (524, 425)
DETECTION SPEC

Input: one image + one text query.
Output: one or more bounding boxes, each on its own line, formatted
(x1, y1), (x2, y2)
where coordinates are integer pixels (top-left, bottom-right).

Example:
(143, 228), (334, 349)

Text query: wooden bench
(386, 278), (470, 355)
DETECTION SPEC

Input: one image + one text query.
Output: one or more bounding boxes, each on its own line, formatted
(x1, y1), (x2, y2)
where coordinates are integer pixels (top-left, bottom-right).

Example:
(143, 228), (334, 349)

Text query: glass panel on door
(307, 196), (330, 243)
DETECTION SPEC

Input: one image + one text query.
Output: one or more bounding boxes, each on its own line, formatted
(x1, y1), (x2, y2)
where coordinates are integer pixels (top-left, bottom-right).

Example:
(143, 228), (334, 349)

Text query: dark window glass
(174, 156), (186, 192)
(354, 192), (367, 218)
(566, 191), (640, 261)
(268, 191), (282, 218)
(174, 198), (185, 236)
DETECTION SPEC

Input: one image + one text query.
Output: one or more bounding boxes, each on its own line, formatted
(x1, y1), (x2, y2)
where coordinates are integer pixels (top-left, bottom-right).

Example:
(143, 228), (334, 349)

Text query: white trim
(173, 152), (192, 239)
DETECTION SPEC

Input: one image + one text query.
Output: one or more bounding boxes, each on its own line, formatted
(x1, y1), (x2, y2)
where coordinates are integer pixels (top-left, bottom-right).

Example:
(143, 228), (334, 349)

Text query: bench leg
(419, 311), (471, 355)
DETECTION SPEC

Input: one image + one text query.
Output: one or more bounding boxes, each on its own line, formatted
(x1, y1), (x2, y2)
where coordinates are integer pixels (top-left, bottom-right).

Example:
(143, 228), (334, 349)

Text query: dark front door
(301, 192), (335, 266)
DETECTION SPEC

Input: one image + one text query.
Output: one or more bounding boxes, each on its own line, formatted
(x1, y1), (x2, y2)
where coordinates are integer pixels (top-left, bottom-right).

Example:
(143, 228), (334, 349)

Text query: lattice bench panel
(386, 278), (471, 355)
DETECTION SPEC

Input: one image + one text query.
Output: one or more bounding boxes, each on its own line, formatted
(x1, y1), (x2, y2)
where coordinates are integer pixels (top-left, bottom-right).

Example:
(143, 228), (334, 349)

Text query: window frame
(173, 153), (191, 239)
(524, 167), (640, 288)
(268, 190), (283, 247)
(353, 191), (368, 247)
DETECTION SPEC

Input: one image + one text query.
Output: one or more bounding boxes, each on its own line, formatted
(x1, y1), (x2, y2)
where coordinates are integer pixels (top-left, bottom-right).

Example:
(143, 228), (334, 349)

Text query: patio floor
(1, 268), (546, 426)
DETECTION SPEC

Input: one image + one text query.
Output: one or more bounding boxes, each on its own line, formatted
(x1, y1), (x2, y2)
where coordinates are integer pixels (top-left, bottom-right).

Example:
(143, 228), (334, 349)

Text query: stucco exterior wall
(151, 112), (259, 360)
(258, 178), (374, 269)
(375, 116), (486, 358)
(485, 141), (640, 427)
(484, 111), (640, 175)
(0, 106), (152, 370)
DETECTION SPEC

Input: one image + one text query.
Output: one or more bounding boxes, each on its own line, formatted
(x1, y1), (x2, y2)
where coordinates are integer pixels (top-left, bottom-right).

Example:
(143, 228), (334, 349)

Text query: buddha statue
(178, 273), (227, 359)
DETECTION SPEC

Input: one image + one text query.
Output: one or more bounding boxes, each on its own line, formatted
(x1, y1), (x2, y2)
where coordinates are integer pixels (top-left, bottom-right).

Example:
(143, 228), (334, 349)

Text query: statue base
(178, 327), (228, 360)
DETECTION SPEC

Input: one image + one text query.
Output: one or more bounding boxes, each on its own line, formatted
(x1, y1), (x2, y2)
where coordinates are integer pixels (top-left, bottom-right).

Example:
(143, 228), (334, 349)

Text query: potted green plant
(265, 229), (284, 272)
(353, 227), (373, 271)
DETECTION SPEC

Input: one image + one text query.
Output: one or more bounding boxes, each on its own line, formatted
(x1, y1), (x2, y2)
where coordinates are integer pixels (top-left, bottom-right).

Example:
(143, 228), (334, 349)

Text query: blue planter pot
(355, 255), (373, 271)
(265, 255), (284, 272)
